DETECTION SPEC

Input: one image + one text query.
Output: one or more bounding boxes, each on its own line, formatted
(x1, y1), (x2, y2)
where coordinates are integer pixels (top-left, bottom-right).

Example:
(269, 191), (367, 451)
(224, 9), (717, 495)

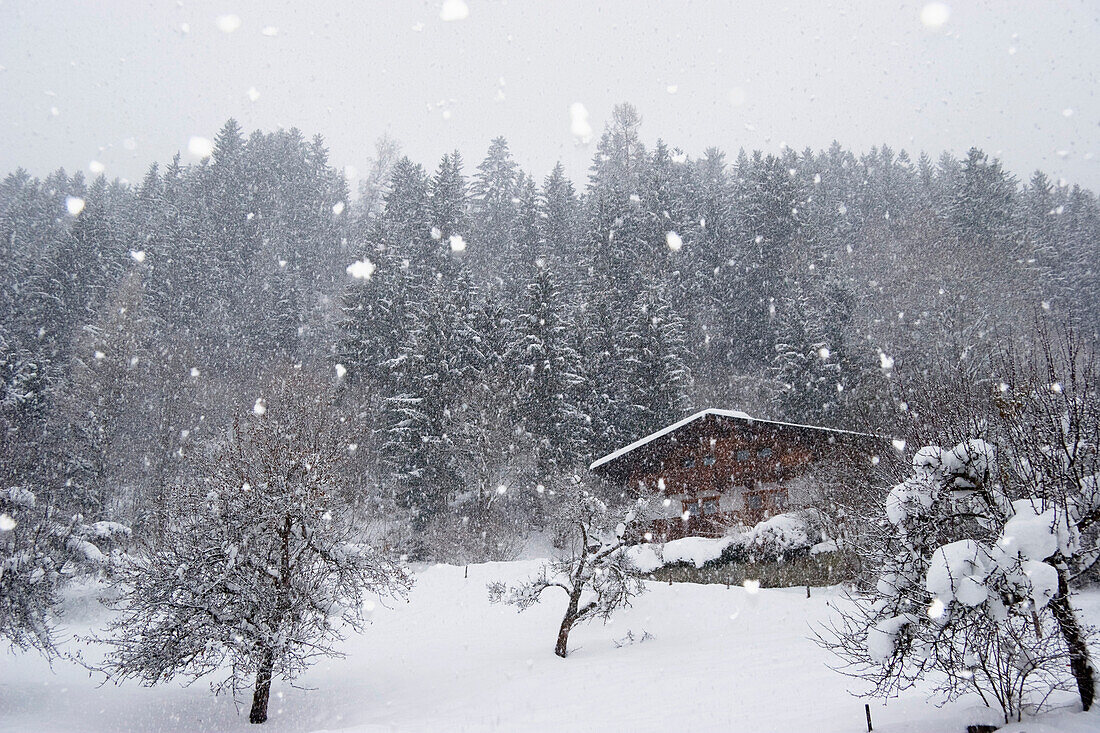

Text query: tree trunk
(249, 647), (275, 724)
(1049, 566), (1094, 711)
(555, 586), (583, 658)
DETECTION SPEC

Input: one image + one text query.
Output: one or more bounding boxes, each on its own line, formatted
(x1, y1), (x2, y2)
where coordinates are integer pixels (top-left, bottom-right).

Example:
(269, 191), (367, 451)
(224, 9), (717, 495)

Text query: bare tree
(993, 322), (1099, 710)
(99, 373), (412, 724)
(489, 481), (652, 657)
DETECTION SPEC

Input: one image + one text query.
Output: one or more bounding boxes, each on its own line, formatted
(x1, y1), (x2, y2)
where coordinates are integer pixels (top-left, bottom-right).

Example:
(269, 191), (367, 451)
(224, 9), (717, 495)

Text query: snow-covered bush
(0, 485), (128, 656)
(820, 438), (1095, 723)
(628, 511), (825, 573)
(739, 509), (825, 561)
(489, 485), (652, 657)
(99, 379), (412, 724)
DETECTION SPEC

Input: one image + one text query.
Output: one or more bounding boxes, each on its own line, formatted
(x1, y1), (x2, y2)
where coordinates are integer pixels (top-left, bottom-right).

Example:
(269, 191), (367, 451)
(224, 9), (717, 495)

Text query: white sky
(1, 0), (1097, 193)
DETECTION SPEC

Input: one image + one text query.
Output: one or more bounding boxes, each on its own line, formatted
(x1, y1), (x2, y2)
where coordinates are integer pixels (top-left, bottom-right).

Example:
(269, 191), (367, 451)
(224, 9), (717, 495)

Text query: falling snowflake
(66, 196), (85, 216)
(346, 259), (376, 280)
(920, 3), (950, 29)
(216, 14), (242, 33)
(569, 103), (592, 144)
(430, 226), (443, 240)
(742, 579), (761, 594)
(129, 250), (146, 263)
(261, 26), (279, 36)
(332, 201), (346, 215)
(188, 136), (214, 159)
(246, 86), (260, 102)
(253, 398), (266, 416)
(440, 0), (469, 22)
(0, 514), (15, 531)
(89, 160), (105, 174)
(666, 231), (683, 252)
(335, 363), (347, 379)
(190, 367), (201, 377)
(449, 234), (467, 252)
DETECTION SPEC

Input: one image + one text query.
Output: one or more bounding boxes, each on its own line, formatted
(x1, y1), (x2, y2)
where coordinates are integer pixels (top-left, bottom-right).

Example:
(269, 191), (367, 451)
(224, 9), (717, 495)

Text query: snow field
(1, 561), (1097, 733)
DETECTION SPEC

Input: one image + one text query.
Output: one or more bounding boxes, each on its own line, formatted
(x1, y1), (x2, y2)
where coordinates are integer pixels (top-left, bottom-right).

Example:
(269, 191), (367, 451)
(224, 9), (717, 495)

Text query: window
(758, 447), (773, 459)
(702, 497), (720, 515)
(702, 455), (716, 466)
(735, 449), (751, 462)
(682, 456), (695, 468)
(746, 493), (763, 511)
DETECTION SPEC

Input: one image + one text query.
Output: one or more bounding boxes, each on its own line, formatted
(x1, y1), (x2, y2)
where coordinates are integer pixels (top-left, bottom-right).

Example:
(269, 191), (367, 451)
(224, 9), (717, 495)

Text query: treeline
(1, 104), (1097, 556)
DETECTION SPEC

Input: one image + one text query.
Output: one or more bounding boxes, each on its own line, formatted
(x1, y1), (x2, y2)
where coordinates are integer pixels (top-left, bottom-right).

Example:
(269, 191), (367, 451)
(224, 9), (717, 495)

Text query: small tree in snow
(488, 481), (651, 657)
(0, 486), (128, 656)
(820, 439), (1094, 722)
(100, 377), (412, 724)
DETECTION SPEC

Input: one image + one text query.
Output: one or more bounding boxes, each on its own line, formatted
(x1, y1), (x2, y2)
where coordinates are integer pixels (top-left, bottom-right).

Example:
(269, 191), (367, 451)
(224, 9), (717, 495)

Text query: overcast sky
(1, 0), (1097, 194)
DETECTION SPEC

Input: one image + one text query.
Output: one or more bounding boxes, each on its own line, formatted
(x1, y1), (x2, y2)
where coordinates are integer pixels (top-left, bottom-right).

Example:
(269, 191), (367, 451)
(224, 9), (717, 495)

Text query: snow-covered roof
(588, 408), (884, 471)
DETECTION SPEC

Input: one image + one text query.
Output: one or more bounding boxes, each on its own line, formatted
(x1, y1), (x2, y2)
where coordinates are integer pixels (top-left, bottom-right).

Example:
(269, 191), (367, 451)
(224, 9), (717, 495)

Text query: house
(589, 408), (888, 541)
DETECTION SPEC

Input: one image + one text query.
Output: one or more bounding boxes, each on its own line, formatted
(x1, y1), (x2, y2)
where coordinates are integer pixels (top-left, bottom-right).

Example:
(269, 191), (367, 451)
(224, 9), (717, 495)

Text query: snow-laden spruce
(98, 378), (411, 725)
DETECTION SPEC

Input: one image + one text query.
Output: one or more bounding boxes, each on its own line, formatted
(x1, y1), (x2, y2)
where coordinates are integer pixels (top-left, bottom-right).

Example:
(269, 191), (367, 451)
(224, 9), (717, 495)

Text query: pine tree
(382, 272), (481, 537)
(469, 136), (520, 278)
(512, 259), (590, 483)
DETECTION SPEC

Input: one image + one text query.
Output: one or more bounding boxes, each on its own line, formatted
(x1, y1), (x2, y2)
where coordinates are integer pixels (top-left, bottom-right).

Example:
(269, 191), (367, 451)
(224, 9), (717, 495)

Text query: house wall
(616, 422), (863, 535)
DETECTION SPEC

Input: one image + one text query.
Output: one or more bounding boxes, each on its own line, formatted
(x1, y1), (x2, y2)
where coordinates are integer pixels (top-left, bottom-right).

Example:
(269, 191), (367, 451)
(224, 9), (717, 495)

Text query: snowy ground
(2, 561), (1098, 733)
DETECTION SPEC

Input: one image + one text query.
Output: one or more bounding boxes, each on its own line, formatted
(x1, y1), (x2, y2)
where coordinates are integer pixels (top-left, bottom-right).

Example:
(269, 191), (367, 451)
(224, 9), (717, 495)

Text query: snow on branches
(0, 486), (128, 656)
(489, 485), (652, 657)
(820, 438), (1094, 723)
(98, 376), (412, 724)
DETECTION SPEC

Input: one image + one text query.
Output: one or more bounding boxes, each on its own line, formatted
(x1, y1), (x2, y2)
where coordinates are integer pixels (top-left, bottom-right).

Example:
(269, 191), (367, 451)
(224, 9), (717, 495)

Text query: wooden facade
(590, 409), (886, 541)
